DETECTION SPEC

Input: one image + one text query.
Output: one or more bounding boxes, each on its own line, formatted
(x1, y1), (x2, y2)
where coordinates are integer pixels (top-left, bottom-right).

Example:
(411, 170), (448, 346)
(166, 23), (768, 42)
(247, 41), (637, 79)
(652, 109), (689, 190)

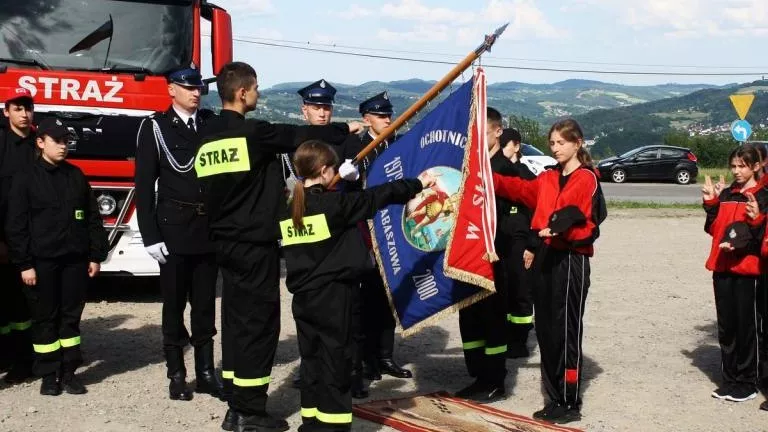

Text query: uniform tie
(186, 117), (196, 132)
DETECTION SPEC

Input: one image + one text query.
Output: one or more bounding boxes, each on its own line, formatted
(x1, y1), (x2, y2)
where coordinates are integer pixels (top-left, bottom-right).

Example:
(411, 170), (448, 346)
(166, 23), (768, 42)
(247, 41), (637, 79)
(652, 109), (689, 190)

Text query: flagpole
(329, 23), (509, 187)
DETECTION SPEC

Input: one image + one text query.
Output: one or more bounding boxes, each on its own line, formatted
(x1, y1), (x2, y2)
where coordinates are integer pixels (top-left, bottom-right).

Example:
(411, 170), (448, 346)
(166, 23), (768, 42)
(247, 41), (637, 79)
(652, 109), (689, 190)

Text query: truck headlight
(97, 194), (118, 216)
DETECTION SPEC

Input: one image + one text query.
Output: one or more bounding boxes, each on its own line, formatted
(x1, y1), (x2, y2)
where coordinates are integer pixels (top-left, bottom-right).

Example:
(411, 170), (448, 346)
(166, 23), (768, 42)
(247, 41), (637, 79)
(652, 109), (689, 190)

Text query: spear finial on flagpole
(330, 23), (509, 188)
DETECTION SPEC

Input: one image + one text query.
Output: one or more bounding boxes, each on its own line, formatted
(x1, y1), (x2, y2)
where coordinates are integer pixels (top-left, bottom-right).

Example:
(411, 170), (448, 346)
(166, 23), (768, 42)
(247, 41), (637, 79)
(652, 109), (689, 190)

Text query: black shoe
(39, 374), (61, 396)
(466, 384), (506, 404)
(533, 402), (581, 424)
(292, 372), (302, 389)
(221, 408), (239, 431)
(194, 342), (224, 398)
(351, 371), (369, 399)
(760, 400), (768, 411)
(711, 384), (734, 400)
(378, 358), (412, 378)
(506, 343), (530, 359)
(4, 362), (32, 385)
(363, 361), (382, 381)
(454, 379), (487, 399)
(61, 371), (87, 395)
(169, 375), (193, 401)
(236, 413), (289, 432)
(726, 384), (757, 402)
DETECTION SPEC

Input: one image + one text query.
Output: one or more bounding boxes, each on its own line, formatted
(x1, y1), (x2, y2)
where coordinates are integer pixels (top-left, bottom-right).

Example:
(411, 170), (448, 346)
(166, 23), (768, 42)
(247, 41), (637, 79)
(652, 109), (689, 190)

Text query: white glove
(339, 159), (360, 181)
(145, 242), (169, 265)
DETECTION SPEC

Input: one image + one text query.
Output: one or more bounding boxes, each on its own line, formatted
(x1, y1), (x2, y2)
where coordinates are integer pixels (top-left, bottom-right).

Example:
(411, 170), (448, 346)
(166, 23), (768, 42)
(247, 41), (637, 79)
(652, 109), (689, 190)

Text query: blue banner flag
(367, 77), (493, 335)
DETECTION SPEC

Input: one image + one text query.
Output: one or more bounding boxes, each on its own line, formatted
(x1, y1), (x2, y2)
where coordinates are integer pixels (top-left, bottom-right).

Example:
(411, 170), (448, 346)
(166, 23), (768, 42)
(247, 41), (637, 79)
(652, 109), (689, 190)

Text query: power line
(238, 35), (768, 70)
(229, 37), (767, 77)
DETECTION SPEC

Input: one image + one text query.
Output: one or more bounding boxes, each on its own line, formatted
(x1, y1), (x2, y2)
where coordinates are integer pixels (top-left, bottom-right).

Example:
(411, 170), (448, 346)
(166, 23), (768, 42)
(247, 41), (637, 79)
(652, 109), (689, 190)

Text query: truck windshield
(0, 0), (193, 74)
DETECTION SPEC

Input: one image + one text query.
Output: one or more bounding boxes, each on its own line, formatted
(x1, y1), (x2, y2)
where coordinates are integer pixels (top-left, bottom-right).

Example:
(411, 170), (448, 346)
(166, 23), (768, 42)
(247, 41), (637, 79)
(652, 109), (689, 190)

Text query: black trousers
(535, 248), (590, 407)
(502, 240), (534, 345)
(359, 268), (396, 361)
(159, 253), (218, 352)
(24, 256), (88, 377)
(220, 261), (234, 396)
(0, 263), (32, 366)
(295, 281), (354, 432)
(458, 258), (509, 386)
(217, 242), (281, 416)
(713, 272), (759, 387)
(758, 275), (768, 386)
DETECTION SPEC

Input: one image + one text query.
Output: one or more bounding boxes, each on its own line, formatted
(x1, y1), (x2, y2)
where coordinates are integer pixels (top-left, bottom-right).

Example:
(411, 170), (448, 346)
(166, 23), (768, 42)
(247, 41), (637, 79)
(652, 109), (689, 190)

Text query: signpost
(731, 119), (752, 142)
(729, 94), (756, 143)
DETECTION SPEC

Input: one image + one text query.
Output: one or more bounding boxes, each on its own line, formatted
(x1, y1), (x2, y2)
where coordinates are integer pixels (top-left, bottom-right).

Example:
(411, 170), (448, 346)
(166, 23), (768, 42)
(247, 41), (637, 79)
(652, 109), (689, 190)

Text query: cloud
(381, 0), (474, 24)
(377, 25), (451, 42)
(339, 4), (373, 20)
(213, 0), (275, 16)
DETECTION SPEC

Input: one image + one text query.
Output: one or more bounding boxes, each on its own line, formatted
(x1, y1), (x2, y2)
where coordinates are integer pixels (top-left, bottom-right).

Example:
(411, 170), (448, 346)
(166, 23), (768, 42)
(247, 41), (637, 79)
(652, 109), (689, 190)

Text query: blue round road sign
(731, 120), (752, 142)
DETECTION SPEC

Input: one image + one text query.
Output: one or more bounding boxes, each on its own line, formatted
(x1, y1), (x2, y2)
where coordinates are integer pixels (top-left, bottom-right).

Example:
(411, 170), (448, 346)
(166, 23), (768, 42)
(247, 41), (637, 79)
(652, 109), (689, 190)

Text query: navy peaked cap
(359, 91), (393, 115)
(298, 79), (336, 105)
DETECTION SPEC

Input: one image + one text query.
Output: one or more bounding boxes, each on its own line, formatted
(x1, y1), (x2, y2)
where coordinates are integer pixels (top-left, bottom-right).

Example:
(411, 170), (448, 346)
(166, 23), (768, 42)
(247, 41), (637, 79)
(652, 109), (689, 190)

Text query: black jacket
(197, 109), (352, 244)
(5, 158), (108, 270)
(358, 131), (397, 172)
(281, 179), (423, 293)
(490, 152), (538, 254)
(0, 122), (36, 241)
(134, 106), (216, 254)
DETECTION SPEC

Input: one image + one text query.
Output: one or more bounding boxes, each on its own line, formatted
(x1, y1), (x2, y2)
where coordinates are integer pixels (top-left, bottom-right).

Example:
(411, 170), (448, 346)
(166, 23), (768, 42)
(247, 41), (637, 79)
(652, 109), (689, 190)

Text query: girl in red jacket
(493, 119), (606, 424)
(705, 145), (768, 404)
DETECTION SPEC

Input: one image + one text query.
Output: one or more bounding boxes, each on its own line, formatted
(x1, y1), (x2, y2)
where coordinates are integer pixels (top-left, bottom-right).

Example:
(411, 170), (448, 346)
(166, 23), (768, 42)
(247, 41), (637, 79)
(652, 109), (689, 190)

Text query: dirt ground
(0, 209), (764, 431)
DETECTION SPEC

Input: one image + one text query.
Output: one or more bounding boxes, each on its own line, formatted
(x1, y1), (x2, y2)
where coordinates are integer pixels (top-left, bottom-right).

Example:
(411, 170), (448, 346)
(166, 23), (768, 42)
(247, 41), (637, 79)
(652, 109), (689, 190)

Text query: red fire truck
(0, 0), (232, 276)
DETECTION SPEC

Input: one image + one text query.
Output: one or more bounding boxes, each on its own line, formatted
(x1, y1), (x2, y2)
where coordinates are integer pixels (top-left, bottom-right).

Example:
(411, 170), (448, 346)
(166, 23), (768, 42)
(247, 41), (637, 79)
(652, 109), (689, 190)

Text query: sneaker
(533, 402), (582, 424)
(725, 385), (757, 402)
(711, 384), (733, 400)
(465, 384), (506, 404)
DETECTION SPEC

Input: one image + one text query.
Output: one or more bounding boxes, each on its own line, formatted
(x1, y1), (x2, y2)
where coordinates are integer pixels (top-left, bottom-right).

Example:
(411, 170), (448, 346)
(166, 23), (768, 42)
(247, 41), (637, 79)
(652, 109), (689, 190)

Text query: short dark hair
(4, 99), (33, 111)
(487, 107), (502, 128)
(216, 62), (257, 103)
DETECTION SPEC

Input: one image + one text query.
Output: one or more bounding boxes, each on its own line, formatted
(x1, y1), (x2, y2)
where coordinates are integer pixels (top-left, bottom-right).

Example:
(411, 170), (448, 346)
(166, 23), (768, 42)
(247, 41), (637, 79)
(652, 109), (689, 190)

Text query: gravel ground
(1, 209), (764, 431)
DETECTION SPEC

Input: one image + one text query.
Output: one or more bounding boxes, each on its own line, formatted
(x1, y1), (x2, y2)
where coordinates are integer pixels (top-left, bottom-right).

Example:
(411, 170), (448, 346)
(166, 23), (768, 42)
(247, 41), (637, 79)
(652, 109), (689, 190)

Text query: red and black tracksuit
(705, 182), (768, 392)
(493, 165), (606, 408)
(281, 179), (423, 432)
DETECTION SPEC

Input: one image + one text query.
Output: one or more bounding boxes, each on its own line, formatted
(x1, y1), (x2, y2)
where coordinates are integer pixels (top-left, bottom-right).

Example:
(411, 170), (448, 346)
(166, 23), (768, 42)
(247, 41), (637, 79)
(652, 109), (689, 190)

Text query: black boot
(363, 359), (381, 381)
(236, 412), (289, 432)
(378, 358), (412, 378)
(221, 408), (239, 431)
(194, 341), (224, 398)
(39, 373), (61, 396)
(165, 347), (193, 401)
(4, 361), (32, 385)
(61, 368), (87, 395)
(351, 368), (369, 399)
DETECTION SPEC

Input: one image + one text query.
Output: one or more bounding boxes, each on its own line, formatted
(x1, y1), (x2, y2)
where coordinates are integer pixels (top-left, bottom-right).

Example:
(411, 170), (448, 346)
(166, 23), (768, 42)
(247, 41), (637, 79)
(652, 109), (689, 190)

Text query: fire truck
(0, 0), (232, 276)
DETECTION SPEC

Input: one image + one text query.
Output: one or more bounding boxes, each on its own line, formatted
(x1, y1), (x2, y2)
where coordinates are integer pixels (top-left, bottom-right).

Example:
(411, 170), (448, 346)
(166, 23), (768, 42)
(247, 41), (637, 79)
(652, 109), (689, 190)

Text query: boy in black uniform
(5, 118), (108, 395)
(195, 62), (362, 432)
(135, 66), (222, 401)
(356, 93), (413, 381)
(281, 140), (431, 431)
(0, 88), (36, 384)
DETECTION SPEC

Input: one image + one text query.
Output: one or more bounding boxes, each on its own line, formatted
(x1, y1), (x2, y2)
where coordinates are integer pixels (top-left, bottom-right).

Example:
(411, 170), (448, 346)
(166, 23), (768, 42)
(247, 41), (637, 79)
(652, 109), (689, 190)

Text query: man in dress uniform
(0, 88), (37, 385)
(356, 92), (413, 381)
(134, 66), (223, 401)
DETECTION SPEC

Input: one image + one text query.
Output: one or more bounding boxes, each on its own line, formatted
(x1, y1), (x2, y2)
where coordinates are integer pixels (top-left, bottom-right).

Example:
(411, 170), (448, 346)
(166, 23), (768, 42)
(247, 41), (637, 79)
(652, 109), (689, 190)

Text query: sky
(200, 0), (768, 89)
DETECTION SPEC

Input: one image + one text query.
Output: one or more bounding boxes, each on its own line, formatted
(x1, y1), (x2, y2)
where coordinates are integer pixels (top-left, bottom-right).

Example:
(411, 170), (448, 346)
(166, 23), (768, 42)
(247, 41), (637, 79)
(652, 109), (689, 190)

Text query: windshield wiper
(101, 65), (153, 74)
(0, 57), (50, 70)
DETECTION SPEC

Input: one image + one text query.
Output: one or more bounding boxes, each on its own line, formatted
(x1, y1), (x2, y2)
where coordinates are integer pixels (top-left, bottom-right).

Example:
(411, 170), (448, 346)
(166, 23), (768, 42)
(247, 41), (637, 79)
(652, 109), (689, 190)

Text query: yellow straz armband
(279, 214), (331, 246)
(195, 138), (250, 178)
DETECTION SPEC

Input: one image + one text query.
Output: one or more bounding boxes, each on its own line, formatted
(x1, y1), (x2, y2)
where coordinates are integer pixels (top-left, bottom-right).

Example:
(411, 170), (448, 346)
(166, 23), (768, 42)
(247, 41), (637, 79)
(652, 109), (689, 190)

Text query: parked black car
(597, 145), (699, 185)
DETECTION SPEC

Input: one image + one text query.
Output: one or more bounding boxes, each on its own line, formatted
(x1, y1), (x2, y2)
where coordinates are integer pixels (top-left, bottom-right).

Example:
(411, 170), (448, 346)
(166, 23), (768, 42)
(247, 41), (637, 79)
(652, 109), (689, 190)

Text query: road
(601, 181), (701, 204)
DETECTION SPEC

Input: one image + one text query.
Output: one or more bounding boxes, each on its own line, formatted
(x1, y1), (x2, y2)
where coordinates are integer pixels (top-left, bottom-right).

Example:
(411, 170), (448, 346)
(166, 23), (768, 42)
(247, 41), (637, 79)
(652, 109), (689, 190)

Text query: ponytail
(577, 147), (594, 169)
(291, 180), (306, 229)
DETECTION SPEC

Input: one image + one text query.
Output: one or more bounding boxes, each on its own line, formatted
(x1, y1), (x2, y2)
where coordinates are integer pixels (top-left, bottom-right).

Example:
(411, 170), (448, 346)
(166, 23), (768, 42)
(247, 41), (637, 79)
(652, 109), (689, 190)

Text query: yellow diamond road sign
(730, 94), (755, 120)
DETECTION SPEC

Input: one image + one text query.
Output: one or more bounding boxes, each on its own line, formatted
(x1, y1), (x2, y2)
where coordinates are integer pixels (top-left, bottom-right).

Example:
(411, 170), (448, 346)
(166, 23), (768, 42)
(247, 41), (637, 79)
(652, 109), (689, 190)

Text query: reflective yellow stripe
(195, 138), (250, 178)
(300, 407), (317, 418)
(75, 209), (84, 220)
(0, 325), (11, 335)
(9, 321), (31, 331)
(316, 411), (352, 424)
(279, 214), (332, 246)
(222, 370), (234, 380)
(60, 336), (81, 348)
(462, 340), (485, 350)
(34, 340), (61, 354)
(507, 314), (533, 324)
(233, 375), (270, 387)
(485, 345), (507, 355)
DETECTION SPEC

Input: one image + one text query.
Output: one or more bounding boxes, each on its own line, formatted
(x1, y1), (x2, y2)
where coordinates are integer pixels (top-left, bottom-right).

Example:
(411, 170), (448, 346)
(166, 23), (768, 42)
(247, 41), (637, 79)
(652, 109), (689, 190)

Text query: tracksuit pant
(0, 263), (32, 369)
(459, 257), (509, 386)
(159, 253), (218, 376)
(713, 272), (758, 388)
(500, 240), (534, 346)
(535, 248), (590, 407)
(24, 255), (88, 377)
(217, 242), (281, 416)
(758, 275), (768, 387)
(294, 281), (355, 431)
(360, 268), (396, 362)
